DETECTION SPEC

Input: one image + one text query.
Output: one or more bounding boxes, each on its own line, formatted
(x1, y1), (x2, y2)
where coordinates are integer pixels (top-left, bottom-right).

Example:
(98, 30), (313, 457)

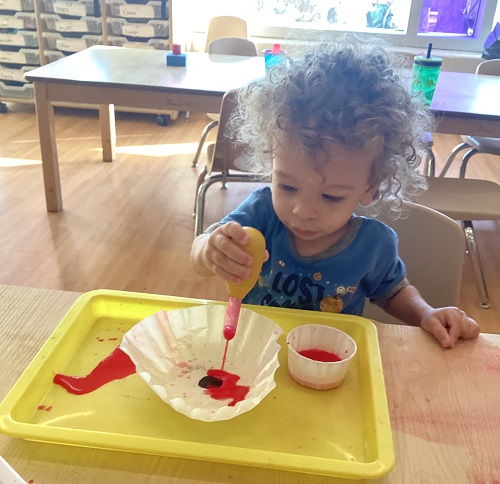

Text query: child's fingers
(427, 322), (452, 348)
(204, 226), (252, 282)
(461, 316), (481, 340)
(208, 248), (252, 283)
(447, 310), (480, 347)
(216, 223), (253, 267)
(220, 221), (250, 246)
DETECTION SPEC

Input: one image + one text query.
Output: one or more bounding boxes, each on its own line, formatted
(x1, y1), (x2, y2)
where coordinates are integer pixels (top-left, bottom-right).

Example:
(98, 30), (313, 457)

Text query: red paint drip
(299, 349), (342, 362)
(204, 369), (249, 406)
(53, 347), (136, 395)
(221, 340), (230, 371)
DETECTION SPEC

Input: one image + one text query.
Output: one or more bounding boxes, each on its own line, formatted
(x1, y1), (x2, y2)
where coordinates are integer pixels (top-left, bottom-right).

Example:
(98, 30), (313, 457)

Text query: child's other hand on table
(420, 307), (480, 348)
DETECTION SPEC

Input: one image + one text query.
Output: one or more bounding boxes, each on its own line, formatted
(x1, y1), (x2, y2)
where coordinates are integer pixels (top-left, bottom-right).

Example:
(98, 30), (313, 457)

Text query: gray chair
(191, 36), (258, 168)
(361, 202), (466, 324)
(193, 89), (270, 237)
(417, 176), (500, 309)
(438, 59), (500, 178)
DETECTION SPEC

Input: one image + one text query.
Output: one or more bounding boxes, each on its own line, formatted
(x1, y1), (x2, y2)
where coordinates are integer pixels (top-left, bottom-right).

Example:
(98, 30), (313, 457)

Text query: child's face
(271, 141), (378, 257)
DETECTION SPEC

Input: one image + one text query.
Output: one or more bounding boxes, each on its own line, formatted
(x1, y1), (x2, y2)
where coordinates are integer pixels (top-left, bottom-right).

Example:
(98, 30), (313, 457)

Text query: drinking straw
(426, 42), (433, 59)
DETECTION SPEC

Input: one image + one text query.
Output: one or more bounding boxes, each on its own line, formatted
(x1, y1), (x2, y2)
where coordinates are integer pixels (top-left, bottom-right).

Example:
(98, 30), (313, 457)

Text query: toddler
(191, 35), (480, 348)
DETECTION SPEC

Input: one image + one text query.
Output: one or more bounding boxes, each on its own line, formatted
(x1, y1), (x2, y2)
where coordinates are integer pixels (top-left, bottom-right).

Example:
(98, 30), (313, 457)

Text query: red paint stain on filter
(198, 369), (249, 406)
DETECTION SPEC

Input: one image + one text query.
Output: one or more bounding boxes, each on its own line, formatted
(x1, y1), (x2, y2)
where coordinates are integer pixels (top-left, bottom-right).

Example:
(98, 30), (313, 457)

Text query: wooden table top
(25, 45), (266, 97)
(431, 70), (500, 120)
(0, 284), (499, 483)
(25, 46), (500, 123)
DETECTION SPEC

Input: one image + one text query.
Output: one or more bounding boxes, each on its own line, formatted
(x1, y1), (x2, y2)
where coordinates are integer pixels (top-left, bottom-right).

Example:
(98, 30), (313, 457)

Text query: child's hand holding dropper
(191, 221), (269, 285)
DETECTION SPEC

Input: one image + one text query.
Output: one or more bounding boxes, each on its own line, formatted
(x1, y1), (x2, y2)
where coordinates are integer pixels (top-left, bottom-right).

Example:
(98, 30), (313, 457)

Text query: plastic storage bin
(0, 65), (35, 82)
(0, 48), (40, 65)
(40, 0), (97, 17)
(0, 12), (37, 30)
(106, 17), (168, 38)
(106, 35), (168, 50)
(0, 0), (35, 11)
(41, 13), (102, 34)
(107, 0), (165, 20)
(0, 80), (33, 98)
(0, 30), (38, 48)
(43, 32), (102, 52)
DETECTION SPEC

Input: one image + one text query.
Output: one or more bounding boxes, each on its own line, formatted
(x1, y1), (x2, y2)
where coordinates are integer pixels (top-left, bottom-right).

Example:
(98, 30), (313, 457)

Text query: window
(181, 0), (499, 52)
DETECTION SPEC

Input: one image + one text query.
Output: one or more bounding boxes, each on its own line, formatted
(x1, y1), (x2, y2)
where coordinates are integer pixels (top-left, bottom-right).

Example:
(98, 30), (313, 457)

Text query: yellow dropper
(223, 227), (266, 340)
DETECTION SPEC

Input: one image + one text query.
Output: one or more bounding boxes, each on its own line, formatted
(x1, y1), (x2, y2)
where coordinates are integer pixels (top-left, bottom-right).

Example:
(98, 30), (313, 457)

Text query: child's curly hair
(229, 34), (434, 217)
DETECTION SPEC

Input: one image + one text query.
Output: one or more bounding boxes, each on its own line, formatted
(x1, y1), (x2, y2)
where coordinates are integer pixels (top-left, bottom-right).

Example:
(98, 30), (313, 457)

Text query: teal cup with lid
(411, 55), (443, 105)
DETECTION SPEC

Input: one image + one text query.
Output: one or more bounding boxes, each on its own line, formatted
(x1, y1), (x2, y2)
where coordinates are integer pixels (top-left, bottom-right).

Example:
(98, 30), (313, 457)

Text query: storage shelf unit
(0, 0), (39, 104)
(0, 0), (177, 121)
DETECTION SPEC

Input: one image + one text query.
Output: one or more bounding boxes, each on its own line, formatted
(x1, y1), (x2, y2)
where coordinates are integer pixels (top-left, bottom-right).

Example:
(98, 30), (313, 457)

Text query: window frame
(183, 0), (499, 53)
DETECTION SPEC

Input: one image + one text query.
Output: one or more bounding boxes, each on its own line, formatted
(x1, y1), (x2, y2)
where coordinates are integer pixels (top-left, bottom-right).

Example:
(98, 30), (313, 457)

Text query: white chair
(361, 202), (466, 325)
(203, 16), (248, 52)
(438, 59), (500, 178)
(417, 176), (500, 309)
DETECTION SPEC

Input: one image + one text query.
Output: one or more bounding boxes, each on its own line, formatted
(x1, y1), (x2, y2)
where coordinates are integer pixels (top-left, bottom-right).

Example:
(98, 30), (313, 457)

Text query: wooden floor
(0, 102), (498, 334)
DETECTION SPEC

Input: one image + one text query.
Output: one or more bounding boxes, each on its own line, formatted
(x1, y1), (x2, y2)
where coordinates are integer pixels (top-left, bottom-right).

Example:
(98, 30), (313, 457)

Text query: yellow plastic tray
(0, 290), (394, 479)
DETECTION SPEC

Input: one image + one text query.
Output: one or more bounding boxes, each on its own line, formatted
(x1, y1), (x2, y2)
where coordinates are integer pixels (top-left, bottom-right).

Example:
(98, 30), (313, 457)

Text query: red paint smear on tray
(53, 347), (136, 395)
(204, 369), (249, 406)
(37, 404), (52, 412)
(299, 349), (342, 362)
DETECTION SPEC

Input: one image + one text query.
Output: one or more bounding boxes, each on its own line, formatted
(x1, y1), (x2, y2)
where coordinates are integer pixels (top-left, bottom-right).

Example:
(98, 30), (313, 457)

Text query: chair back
(208, 37), (258, 57)
(475, 59), (500, 75)
(204, 16), (248, 52)
(361, 202), (465, 325)
(206, 89), (247, 175)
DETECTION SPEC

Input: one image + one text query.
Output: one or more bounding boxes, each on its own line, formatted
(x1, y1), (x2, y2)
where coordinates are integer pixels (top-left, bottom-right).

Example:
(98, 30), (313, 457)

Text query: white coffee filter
(286, 324), (357, 390)
(120, 304), (283, 422)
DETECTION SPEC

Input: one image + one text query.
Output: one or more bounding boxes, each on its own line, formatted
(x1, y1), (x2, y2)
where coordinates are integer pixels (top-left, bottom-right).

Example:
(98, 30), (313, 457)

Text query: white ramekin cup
(286, 324), (357, 390)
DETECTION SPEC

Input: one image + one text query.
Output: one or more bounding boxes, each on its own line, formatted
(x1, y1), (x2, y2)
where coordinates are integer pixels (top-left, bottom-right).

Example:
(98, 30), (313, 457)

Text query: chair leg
(462, 221), (491, 309)
(438, 142), (470, 177)
(192, 166), (208, 217)
(191, 120), (219, 167)
(423, 145), (436, 177)
(459, 148), (478, 178)
(194, 173), (268, 237)
(194, 174), (226, 237)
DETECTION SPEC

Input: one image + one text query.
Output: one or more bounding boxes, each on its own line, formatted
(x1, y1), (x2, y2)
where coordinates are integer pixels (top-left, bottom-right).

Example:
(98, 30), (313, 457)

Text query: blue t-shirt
(215, 187), (407, 315)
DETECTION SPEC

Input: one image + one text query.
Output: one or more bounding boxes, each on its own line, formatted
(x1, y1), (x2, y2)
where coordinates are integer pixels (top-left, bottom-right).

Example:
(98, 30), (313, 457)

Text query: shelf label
(0, 33), (26, 46)
(0, 15), (24, 29)
(0, 67), (31, 82)
(56, 37), (87, 52)
(121, 24), (155, 37)
(0, 0), (22, 10)
(0, 51), (27, 64)
(53, 1), (87, 16)
(55, 19), (88, 32)
(119, 5), (154, 18)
